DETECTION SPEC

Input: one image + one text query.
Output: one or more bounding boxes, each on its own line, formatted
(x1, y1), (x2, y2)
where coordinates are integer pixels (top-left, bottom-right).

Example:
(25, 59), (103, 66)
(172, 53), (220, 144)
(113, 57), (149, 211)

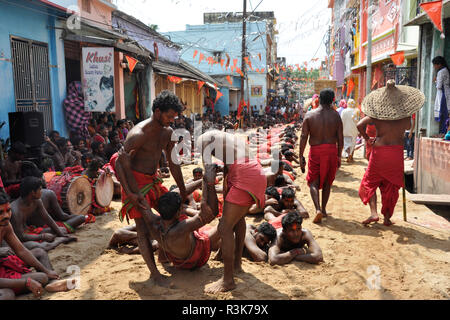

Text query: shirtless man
(149, 165), (220, 271)
(243, 222), (277, 262)
(21, 165), (86, 233)
(268, 211), (323, 265)
(197, 130), (267, 293)
(264, 187), (309, 221)
(356, 81), (422, 226)
(115, 90), (186, 287)
(9, 177), (76, 245)
(299, 88), (343, 224)
(0, 192), (71, 300)
(0, 142), (26, 198)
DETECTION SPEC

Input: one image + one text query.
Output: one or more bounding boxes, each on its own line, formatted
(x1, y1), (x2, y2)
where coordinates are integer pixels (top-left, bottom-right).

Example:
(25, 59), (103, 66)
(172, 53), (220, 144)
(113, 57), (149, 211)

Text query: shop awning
(63, 19), (152, 61)
(152, 59), (218, 87)
(404, 0), (450, 27)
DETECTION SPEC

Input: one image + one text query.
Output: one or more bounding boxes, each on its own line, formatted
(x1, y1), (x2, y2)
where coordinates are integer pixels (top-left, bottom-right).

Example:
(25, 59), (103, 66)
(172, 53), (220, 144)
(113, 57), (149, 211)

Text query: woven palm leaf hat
(362, 80), (425, 120)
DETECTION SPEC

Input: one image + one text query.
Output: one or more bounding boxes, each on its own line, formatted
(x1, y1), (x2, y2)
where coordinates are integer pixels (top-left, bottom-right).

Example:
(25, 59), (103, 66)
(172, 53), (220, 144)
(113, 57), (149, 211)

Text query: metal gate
(10, 37), (53, 131)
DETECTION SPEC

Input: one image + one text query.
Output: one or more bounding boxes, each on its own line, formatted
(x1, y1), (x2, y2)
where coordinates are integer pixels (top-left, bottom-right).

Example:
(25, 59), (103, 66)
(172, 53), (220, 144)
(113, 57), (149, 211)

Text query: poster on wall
(82, 47), (115, 112)
(251, 85), (263, 97)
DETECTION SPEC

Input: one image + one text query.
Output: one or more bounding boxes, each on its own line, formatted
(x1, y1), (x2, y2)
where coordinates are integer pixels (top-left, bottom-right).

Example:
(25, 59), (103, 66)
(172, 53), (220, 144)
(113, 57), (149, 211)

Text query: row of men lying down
(0, 121), (322, 299)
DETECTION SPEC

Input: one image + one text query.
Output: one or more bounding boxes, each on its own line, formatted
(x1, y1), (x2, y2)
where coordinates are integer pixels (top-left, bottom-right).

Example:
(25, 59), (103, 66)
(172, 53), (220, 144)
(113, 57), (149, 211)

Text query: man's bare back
(303, 106), (342, 146)
(361, 117), (411, 147)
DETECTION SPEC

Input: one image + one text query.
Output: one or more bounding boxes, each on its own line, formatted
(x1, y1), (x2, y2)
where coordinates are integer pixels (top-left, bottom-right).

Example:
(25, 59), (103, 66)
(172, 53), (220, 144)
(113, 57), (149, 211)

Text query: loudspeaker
(8, 111), (45, 147)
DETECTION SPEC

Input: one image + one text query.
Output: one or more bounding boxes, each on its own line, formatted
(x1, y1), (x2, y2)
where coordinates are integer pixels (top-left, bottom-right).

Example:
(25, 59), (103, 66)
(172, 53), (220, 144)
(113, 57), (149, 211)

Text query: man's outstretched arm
(293, 230), (323, 264)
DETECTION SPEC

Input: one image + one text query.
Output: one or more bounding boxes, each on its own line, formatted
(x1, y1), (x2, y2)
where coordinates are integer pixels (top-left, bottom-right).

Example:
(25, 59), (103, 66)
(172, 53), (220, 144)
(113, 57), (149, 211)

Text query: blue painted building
(164, 20), (270, 116)
(0, 0), (72, 141)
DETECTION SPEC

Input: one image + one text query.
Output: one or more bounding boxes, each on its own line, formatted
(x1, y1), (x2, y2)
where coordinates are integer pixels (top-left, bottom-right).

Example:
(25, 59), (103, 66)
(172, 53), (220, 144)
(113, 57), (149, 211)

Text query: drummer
(9, 177), (77, 246)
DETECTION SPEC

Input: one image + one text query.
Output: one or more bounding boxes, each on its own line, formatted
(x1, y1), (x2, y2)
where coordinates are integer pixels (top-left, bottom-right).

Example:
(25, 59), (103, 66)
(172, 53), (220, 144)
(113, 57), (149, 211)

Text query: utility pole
(366, 0), (373, 97)
(240, 0), (247, 128)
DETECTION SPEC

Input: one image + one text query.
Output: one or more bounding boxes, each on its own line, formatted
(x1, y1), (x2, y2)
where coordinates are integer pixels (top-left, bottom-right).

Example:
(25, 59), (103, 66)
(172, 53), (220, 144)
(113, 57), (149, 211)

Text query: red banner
(390, 51), (405, 66)
(125, 55), (138, 73)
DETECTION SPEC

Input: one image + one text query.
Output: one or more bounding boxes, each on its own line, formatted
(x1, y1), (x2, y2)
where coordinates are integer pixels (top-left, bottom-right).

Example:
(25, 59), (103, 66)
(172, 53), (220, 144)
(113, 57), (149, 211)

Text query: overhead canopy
(63, 19), (152, 62)
(152, 59), (218, 87)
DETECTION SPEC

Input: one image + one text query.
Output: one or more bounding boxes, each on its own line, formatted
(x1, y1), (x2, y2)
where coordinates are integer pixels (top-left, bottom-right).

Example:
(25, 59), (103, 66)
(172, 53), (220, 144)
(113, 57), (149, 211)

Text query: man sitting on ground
(9, 177), (77, 246)
(268, 211), (323, 266)
(0, 192), (73, 300)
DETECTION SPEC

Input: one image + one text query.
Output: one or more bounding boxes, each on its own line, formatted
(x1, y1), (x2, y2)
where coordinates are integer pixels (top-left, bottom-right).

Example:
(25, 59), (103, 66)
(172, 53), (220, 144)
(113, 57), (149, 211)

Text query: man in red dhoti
(357, 80), (425, 226)
(197, 130), (267, 293)
(299, 89), (343, 224)
(115, 90), (187, 288)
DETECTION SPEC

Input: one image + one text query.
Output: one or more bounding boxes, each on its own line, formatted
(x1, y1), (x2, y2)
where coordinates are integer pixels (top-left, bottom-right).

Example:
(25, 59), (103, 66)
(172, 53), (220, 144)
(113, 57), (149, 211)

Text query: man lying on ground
(243, 222), (277, 262)
(264, 187), (309, 220)
(268, 211), (323, 266)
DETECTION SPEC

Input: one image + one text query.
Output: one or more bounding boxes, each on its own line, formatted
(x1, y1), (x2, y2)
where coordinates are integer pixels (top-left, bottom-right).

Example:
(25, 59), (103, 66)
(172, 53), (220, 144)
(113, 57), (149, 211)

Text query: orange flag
(215, 91), (223, 103)
(233, 59), (238, 68)
(220, 59), (225, 68)
(420, 0), (443, 33)
(125, 55), (138, 73)
(199, 53), (204, 64)
(255, 68), (260, 73)
(197, 81), (205, 94)
(281, 66), (286, 71)
(258, 53), (261, 61)
(260, 68), (265, 73)
(346, 78), (354, 97)
(193, 50), (198, 59)
(226, 75), (233, 85)
(236, 67), (243, 77)
(390, 51), (405, 66)
(167, 75), (182, 84)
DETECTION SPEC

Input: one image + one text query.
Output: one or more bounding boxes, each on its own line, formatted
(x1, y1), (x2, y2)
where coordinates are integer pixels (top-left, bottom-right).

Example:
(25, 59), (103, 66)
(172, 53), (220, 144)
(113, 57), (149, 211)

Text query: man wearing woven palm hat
(357, 80), (425, 226)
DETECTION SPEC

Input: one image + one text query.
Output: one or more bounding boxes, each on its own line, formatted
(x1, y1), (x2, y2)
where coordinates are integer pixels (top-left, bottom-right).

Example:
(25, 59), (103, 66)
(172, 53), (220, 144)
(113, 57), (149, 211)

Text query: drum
(48, 174), (92, 215)
(93, 171), (114, 208)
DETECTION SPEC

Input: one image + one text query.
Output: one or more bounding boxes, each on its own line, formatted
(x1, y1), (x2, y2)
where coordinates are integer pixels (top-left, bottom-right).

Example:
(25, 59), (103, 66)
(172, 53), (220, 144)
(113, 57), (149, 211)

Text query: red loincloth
(120, 170), (168, 223)
(306, 144), (338, 190)
(359, 145), (404, 219)
(25, 221), (76, 236)
(163, 215), (211, 270)
(0, 255), (31, 294)
(268, 213), (287, 230)
(5, 184), (20, 199)
(225, 158), (267, 208)
(284, 170), (295, 182)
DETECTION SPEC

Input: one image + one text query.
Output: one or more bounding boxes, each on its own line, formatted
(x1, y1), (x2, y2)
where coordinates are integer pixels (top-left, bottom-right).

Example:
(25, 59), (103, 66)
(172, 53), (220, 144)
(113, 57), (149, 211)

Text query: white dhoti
(343, 136), (357, 158)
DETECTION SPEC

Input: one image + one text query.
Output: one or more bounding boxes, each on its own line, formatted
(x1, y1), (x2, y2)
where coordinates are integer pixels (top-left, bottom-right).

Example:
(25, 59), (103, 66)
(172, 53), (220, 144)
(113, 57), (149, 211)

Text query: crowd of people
(0, 78), (425, 298)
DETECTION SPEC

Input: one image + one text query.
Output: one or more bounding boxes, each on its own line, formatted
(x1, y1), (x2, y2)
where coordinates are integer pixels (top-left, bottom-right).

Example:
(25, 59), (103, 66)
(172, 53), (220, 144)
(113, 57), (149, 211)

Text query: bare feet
(362, 216), (379, 225)
(45, 279), (75, 293)
(150, 274), (173, 288)
(204, 278), (236, 294)
(118, 246), (140, 255)
(63, 236), (77, 244)
(313, 211), (323, 224)
(322, 210), (331, 218)
(300, 211), (309, 219)
(383, 219), (395, 226)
